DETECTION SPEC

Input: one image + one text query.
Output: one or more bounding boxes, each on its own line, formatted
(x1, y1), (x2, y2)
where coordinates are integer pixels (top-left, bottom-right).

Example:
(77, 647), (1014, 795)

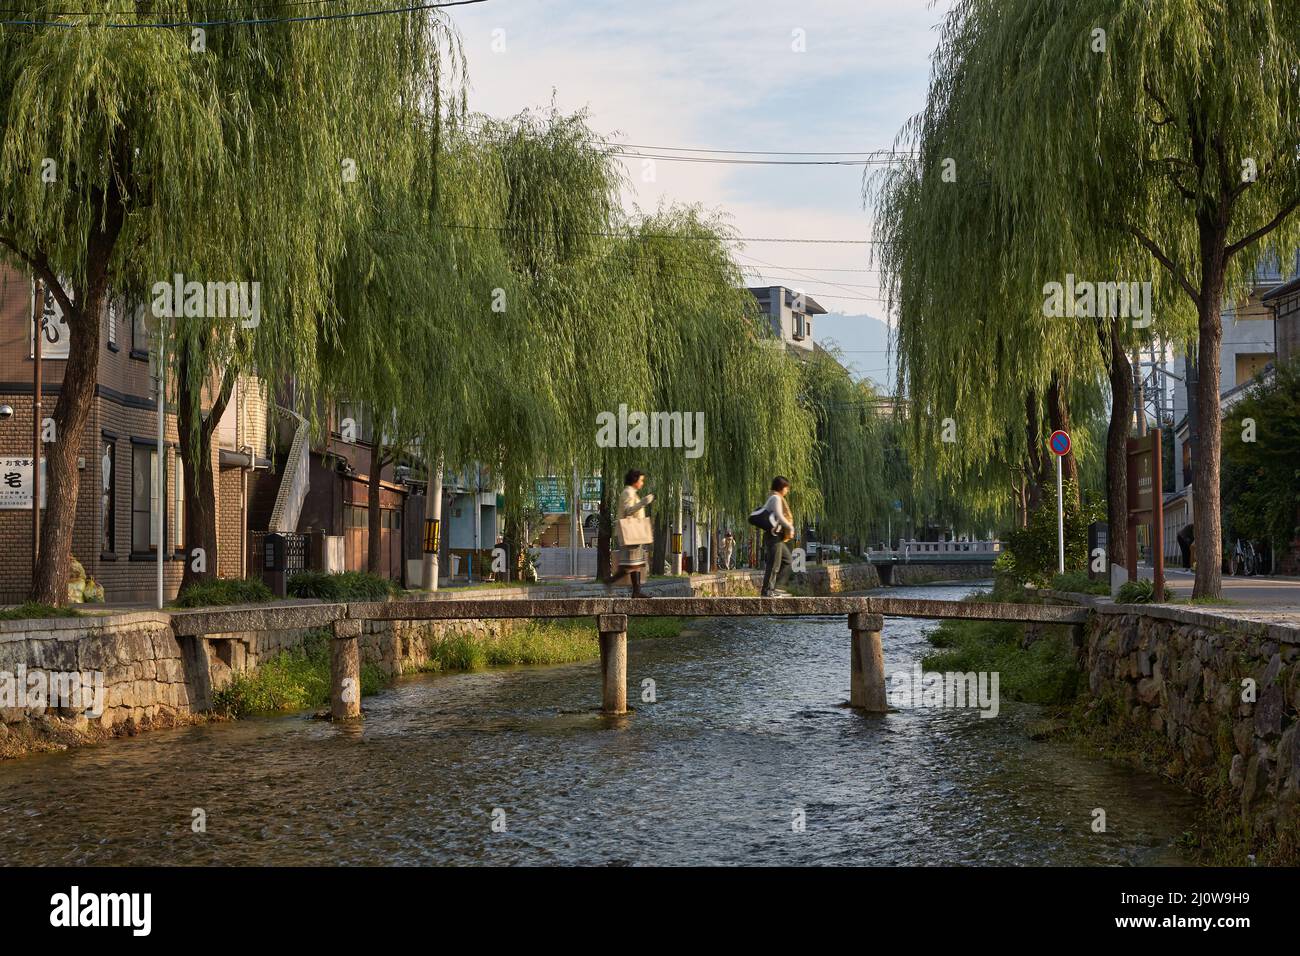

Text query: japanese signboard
(31, 282), (71, 360)
(1125, 430), (1165, 595)
(534, 477), (568, 514)
(1126, 433), (1157, 516)
(0, 457), (47, 509)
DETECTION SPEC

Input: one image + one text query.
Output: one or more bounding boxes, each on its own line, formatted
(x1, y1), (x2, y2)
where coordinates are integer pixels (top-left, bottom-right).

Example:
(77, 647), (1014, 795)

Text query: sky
(445, 0), (953, 391)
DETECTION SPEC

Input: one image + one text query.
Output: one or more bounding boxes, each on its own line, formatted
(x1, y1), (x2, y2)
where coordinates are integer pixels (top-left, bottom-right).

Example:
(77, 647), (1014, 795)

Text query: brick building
(0, 265), (270, 604)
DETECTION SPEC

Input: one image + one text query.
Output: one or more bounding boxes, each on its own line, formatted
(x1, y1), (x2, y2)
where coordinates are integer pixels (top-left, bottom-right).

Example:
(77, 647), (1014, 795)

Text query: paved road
(1138, 566), (1300, 610)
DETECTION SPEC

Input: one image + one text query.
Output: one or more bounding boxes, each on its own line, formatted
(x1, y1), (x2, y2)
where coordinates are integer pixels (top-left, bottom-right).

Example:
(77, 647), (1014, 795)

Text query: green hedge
(1049, 571), (1110, 595)
(171, 577), (273, 608)
(287, 570), (397, 602)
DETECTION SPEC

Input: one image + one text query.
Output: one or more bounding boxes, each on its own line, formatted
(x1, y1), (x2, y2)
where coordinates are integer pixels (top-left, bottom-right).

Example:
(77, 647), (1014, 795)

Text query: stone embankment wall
(1082, 603), (1300, 845)
(885, 562), (993, 586)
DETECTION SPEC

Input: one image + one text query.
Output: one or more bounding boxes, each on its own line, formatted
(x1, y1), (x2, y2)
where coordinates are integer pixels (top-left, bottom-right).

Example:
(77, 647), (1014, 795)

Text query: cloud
(445, 0), (950, 344)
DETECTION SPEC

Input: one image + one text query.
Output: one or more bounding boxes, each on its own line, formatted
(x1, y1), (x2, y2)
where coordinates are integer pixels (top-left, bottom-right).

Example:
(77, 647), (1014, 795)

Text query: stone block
(28, 639), (77, 672)
(1254, 685), (1284, 738)
(1136, 676), (1163, 706)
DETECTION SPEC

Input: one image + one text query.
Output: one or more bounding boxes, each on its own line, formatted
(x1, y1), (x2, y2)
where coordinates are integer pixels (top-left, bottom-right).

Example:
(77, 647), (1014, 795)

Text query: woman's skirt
(612, 544), (648, 579)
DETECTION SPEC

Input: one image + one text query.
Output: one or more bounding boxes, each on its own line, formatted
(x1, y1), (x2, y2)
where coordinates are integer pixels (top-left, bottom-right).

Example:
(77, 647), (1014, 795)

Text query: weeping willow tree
(797, 346), (889, 548)
(875, 0), (1300, 597)
(617, 209), (814, 525)
(870, 124), (1115, 539)
(442, 107), (636, 577)
(0, 1), (460, 601)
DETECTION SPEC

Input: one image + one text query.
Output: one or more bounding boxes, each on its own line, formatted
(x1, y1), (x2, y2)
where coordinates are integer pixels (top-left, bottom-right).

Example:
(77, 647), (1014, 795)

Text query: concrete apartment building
(0, 265), (270, 604)
(749, 285), (827, 355)
(1263, 271), (1300, 367)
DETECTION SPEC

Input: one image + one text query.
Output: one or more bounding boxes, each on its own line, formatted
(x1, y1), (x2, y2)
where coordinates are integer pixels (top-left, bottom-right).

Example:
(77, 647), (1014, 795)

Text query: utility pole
(31, 278), (42, 576)
(421, 457), (442, 590)
(1132, 346), (1147, 437)
(156, 318), (165, 610)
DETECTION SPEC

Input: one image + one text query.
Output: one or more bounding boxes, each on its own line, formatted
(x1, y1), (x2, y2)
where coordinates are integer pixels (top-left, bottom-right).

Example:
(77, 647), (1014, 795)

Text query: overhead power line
(1, 0), (485, 27)
(609, 144), (913, 157)
(612, 151), (906, 167)
(437, 222), (879, 244)
(450, 116), (911, 163)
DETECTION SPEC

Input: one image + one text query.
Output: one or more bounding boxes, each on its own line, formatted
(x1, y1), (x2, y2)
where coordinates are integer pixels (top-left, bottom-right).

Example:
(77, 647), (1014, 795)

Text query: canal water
(0, 584), (1199, 866)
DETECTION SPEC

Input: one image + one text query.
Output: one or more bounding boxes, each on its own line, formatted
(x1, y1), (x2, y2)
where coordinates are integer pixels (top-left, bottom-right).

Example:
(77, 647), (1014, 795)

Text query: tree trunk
(1105, 323), (1131, 570)
(178, 352), (236, 591)
(367, 440), (385, 574)
(503, 509), (523, 582)
(596, 487), (612, 582)
(1192, 262), (1226, 598)
(1025, 389), (1044, 512)
(30, 196), (123, 604)
(1045, 369), (1079, 498)
(651, 504), (669, 577)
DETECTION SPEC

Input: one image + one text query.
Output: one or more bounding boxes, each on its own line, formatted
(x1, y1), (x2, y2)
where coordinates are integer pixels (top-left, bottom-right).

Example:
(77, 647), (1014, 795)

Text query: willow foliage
(871, 0), (1300, 594)
(0, 2), (463, 598)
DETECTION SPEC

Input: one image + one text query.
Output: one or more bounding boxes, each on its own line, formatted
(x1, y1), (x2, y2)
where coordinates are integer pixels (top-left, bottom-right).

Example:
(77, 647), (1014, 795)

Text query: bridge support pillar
(848, 612), (887, 712)
(598, 614), (628, 715)
(330, 619), (363, 720)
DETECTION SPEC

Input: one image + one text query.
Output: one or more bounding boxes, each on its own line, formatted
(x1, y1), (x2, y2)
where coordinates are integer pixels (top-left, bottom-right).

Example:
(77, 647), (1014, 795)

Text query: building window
(346, 505), (368, 529)
(106, 301), (118, 350)
(335, 401), (374, 444)
(132, 443), (159, 553)
(792, 313), (806, 340)
(131, 302), (150, 356)
(101, 440), (115, 553)
(173, 456), (185, 552)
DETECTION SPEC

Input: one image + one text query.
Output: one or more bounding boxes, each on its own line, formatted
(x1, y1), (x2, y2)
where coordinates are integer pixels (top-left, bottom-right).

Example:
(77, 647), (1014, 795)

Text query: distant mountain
(814, 312), (894, 392)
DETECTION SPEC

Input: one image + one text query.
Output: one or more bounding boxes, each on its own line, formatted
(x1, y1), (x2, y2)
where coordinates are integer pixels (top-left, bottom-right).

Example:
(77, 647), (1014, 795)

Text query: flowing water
(0, 585), (1199, 866)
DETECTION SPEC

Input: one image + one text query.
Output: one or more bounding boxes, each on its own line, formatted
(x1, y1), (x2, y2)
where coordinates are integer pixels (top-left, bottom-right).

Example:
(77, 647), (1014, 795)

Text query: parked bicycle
(1231, 538), (1259, 577)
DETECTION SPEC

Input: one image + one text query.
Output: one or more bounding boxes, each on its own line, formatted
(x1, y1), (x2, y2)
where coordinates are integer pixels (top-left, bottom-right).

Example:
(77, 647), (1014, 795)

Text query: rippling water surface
(0, 585), (1199, 865)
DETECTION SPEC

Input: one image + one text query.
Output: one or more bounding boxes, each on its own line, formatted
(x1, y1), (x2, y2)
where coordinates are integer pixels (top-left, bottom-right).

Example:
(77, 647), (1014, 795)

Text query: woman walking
(760, 476), (795, 597)
(609, 469), (655, 598)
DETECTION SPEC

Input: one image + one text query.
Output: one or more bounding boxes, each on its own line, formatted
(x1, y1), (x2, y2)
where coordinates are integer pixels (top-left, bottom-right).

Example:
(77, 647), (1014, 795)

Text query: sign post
(1048, 430), (1071, 574)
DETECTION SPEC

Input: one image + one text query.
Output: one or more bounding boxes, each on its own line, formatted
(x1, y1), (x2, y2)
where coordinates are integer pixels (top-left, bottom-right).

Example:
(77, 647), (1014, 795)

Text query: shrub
(996, 480), (1104, 589)
(288, 570), (396, 602)
(1050, 571), (1110, 595)
(922, 618), (1081, 706)
(1116, 579), (1172, 604)
(171, 577), (273, 608)
(212, 629), (387, 716)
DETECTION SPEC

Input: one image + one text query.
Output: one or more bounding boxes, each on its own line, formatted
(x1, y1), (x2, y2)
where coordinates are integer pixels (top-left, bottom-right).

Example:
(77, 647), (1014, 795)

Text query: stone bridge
(170, 596), (1087, 717)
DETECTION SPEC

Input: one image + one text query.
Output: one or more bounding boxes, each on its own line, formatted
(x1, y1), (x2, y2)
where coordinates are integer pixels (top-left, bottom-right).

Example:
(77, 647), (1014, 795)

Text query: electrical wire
(0, 0), (484, 27)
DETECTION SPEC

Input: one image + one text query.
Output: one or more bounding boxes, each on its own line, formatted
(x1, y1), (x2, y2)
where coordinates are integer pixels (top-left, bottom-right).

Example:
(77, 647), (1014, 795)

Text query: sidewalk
(1137, 566), (1300, 609)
